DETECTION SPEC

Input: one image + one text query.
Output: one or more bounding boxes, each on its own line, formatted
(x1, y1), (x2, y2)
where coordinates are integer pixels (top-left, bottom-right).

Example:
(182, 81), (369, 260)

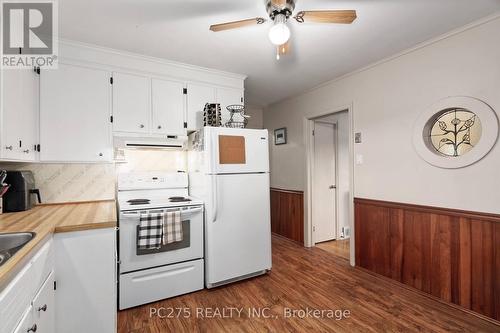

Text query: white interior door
(313, 122), (337, 243)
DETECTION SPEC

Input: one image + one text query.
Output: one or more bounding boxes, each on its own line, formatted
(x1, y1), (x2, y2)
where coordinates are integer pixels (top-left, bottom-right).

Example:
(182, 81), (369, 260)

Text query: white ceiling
(59, 0), (500, 106)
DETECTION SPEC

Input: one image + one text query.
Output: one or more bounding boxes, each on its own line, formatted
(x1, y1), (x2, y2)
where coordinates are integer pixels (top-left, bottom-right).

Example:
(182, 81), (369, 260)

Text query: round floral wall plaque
(413, 96), (498, 168)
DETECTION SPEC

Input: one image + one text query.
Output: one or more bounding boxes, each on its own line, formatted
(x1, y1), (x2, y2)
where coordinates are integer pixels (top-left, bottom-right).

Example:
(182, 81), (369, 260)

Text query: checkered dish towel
(138, 212), (164, 250)
(163, 210), (183, 244)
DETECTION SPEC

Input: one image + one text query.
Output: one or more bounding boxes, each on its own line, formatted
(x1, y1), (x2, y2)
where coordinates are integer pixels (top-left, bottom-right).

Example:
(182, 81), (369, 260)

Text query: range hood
(114, 136), (188, 150)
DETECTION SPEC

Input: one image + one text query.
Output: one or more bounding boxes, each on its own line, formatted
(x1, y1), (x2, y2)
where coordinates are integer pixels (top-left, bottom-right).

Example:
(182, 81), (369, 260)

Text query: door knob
(329, 185), (336, 189)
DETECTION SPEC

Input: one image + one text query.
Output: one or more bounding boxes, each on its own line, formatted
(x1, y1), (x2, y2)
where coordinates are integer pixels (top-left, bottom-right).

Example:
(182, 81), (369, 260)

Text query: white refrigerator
(188, 127), (272, 288)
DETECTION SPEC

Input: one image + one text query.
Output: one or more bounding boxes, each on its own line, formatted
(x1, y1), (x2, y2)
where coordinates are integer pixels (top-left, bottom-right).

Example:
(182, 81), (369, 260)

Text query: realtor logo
(1, 0), (58, 68)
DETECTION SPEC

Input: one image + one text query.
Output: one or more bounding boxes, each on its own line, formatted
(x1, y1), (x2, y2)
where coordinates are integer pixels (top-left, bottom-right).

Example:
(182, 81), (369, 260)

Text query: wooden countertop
(0, 200), (117, 291)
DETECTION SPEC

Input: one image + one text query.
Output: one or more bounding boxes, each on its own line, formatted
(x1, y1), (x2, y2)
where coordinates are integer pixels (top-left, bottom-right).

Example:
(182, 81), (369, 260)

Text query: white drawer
(33, 271), (55, 333)
(119, 259), (204, 310)
(0, 262), (34, 333)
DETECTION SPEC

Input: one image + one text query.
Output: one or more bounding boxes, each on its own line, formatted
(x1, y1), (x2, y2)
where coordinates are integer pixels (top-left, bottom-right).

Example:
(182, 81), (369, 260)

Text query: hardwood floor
(118, 235), (500, 333)
(316, 239), (350, 260)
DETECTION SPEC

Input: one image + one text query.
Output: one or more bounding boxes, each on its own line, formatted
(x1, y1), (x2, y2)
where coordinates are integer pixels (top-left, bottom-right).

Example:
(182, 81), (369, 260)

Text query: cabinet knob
(5, 146), (13, 150)
(37, 304), (47, 312)
(139, 124), (145, 128)
(23, 149), (30, 154)
(157, 125), (162, 129)
(99, 153), (103, 157)
(27, 324), (37, 332)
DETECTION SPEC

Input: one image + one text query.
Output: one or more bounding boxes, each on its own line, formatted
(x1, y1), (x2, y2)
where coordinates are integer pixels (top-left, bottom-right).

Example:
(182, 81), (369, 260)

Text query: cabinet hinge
(110, 77), (113, 85)
(183, 122), (187, 129)
(183, 88), (187, 95)
(53, 280), (57, 290)
(110, 115), (114, 123)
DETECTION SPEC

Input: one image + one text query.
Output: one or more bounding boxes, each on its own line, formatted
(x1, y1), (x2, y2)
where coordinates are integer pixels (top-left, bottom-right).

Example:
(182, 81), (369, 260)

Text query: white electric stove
(117, 172), (204, 310)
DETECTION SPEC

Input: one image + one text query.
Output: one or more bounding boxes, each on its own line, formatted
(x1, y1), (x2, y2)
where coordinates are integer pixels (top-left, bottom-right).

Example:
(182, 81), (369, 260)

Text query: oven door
(119, 205), (204, 273)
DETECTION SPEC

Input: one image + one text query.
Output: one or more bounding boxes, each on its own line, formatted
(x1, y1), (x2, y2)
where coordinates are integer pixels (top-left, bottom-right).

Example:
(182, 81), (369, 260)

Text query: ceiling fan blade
(209, 17), (266, 32)
(294, 10), (357, 24)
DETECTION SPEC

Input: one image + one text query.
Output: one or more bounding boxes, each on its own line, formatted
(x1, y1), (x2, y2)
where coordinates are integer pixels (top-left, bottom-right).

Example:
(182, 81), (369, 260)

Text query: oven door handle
(121, 207), (203, 216)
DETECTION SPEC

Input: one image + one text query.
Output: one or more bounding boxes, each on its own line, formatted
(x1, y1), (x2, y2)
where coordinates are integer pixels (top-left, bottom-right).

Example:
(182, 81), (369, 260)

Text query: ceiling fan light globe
(268, 23), (290, 45)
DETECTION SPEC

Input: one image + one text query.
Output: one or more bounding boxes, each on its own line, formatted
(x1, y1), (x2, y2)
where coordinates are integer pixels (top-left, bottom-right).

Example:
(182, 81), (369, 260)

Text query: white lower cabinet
(55, 228), (116, 333)
(0, 240), (54, 333)
(0, 229), (117, 333)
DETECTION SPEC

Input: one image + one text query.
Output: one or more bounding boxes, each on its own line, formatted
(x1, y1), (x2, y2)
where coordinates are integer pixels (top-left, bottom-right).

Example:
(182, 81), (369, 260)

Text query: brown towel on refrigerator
(163, 210), (183, 244)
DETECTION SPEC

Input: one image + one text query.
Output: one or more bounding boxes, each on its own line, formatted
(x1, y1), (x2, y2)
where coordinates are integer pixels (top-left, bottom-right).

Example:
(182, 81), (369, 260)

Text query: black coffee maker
(3, 171), (41, 212)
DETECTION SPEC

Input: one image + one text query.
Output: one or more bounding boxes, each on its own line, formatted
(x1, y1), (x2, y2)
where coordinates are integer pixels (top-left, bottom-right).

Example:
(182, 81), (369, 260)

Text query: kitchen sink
(0, 232), (36, 267)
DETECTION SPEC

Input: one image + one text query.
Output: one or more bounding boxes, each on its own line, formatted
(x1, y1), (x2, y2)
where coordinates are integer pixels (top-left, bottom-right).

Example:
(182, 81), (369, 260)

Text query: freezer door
(205, 173), (272, 285)
(204, 127), (269, 174)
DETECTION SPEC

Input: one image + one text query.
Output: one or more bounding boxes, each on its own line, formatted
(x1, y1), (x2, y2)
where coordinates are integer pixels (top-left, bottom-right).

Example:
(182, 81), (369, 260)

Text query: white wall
(245, 105), (264, 129)
(264, 16), (500, 214)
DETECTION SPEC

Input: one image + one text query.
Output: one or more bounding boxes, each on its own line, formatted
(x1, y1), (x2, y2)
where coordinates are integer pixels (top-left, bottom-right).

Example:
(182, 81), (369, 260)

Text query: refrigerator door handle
(211, 175), (218, 223)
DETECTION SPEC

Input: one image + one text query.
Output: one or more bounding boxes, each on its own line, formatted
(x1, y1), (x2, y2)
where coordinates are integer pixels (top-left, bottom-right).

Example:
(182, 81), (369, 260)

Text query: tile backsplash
(0, 149), (187, 204)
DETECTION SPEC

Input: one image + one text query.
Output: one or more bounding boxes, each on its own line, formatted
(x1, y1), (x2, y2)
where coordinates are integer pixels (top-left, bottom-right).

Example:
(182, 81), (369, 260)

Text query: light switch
(355, 132), (362, 143)
(356, 154), (364, 165)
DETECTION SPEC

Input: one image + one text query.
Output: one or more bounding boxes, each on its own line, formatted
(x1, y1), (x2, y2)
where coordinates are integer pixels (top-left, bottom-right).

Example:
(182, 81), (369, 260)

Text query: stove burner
(169, 196), (192, 203)
(127, 199), (151, 205)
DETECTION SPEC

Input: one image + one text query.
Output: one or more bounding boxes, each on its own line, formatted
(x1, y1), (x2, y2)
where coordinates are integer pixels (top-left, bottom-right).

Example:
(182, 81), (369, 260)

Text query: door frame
(312, 120), (339, 243)
(304, 105), (355, 266)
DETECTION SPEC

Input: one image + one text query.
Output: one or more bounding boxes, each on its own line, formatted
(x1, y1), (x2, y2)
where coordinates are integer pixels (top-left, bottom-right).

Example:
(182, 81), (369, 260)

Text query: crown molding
(57, 38), (248, 81)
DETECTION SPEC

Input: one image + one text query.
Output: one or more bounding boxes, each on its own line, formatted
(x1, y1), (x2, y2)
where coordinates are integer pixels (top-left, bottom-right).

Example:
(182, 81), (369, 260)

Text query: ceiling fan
(209, 0), (357, 60)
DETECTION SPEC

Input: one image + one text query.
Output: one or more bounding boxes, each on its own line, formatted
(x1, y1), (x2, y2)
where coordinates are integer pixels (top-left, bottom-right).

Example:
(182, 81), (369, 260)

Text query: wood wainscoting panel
(355, 198), (500, 322)
(270, 188), (304, 243)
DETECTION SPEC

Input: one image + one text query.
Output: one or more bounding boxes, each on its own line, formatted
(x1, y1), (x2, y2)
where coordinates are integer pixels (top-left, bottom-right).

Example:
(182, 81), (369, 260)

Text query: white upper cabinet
(1, 68), (39, 161)
(151, 78), (186, 136)
(40, 63), (112, 162)
(186, 83), (216, 131)
(112, 72), (150, 134)
(217, 87), (244, 125)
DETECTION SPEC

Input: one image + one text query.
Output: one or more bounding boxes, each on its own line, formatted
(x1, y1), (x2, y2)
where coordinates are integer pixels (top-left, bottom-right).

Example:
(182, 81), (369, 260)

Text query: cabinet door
(152, 78), (185, 136)
(217, 87), (244, 125)
(55, 228), (116, 333)
(40, 63), (112, 162)
(112, 72), (150, 134)
(1, 68), (39, 161)
(186, 83), (216, 131)
(33, 271), (55, 333)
